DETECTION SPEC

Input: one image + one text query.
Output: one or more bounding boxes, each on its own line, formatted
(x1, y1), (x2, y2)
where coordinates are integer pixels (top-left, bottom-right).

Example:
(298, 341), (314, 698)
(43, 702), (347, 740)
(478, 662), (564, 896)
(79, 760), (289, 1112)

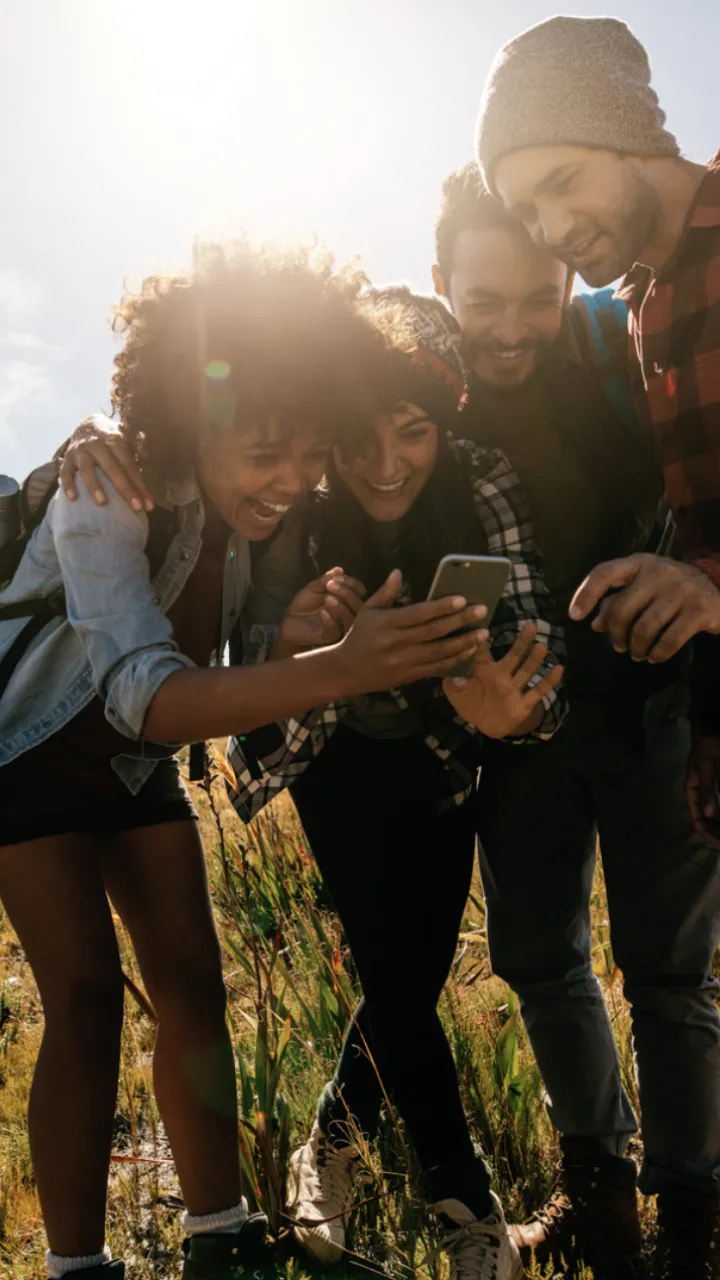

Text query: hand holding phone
(427, 554), (511, 678)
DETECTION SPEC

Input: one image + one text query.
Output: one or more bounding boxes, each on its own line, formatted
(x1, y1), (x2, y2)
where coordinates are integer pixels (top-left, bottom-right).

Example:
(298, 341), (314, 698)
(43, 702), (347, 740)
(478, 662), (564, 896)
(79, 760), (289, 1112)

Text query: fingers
(568, 555), (644, 622)
(413, 635), (489, 680)
(61, 439), (154, 511)
(366, 568), (403, 609)
(646, 614), (699, 663)
(325, 575), (366, 617)
(520, 662), (565, 704)
(415, 627), (490, 670)
(399, 602), (487, 644)
(496, 622), (538, 673)
(591, 579), (669, 652)
(322, 596), (358, 637)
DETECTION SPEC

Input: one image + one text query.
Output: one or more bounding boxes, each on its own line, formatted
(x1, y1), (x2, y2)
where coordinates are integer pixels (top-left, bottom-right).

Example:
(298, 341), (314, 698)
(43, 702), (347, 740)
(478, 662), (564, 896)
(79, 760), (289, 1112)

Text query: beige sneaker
(286, 1121), (359, 1265)
(433, 1193), (525, 1280)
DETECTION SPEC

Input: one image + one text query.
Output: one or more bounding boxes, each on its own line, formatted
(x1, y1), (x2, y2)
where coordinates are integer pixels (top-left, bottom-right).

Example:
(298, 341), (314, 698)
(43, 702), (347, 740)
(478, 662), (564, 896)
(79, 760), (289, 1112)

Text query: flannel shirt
(617, 150), (720, 577)
(228, 437), (566, 823)
(617, 150), (720, 729)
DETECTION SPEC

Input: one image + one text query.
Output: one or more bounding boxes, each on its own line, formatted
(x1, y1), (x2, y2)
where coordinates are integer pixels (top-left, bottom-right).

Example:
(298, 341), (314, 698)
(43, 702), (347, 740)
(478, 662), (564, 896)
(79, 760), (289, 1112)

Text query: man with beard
(432, 162), (720, 1280)
(476, 14), (720, 844)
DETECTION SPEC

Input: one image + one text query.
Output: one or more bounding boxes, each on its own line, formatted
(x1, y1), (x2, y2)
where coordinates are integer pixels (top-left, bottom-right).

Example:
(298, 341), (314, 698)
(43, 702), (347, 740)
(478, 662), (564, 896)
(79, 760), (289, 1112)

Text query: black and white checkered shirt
(228, 437), (566, 822)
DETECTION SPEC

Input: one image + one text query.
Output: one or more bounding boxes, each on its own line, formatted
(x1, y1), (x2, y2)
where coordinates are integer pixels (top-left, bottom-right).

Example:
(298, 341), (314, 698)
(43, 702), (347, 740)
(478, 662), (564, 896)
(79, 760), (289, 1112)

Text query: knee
(623, 971), (720, 1029)
(144, 940), (228, 1028)
(43, 967), (125, 1052)
(499, 961), (605, 1008)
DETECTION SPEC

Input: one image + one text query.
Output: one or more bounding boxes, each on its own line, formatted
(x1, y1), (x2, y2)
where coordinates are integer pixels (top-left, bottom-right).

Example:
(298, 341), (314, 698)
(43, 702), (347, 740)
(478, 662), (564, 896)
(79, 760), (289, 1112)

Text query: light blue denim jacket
(0, 469), (251, 792)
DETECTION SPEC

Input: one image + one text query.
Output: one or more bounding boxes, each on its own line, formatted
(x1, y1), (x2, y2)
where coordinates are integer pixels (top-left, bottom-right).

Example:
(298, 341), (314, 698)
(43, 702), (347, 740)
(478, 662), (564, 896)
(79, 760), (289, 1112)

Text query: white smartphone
(427, 553), (511, 678)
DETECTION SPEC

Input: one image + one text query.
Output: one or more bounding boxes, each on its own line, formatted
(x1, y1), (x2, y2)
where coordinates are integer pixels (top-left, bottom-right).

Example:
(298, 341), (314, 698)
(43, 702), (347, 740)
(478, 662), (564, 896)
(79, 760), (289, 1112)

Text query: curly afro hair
(110, 239), (433, 483)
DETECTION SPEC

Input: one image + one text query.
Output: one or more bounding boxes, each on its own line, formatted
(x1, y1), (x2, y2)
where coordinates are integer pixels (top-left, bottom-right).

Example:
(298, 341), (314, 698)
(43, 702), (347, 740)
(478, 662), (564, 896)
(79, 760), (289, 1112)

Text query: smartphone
(427, 553), (511, 679)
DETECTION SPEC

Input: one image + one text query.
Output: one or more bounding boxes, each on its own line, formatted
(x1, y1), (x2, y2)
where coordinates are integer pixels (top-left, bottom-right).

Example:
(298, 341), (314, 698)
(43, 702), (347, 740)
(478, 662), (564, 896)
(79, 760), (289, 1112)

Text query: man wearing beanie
(477, 16), (720, 1280)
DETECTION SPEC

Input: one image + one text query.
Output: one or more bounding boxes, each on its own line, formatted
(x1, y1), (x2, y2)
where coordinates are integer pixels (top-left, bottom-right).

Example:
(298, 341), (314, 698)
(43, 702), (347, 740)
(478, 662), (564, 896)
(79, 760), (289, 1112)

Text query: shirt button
(153, 594), (160, 606)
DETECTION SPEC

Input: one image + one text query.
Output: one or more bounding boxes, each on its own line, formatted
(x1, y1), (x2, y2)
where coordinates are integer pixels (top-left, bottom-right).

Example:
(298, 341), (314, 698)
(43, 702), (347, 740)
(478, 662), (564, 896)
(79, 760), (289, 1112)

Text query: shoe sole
(286, 1149), (345, 1266)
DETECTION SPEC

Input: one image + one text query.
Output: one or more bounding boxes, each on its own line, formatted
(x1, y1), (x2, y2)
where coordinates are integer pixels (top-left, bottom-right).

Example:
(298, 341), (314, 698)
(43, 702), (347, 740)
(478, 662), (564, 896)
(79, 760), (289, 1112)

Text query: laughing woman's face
(197, 418), (331, 540)
(333, 403), (439, 522)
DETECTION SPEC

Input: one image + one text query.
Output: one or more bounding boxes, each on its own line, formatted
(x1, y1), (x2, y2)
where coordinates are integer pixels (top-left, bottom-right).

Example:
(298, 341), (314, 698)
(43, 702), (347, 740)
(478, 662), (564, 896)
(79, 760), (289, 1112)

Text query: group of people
(0, 14), (718, 1280)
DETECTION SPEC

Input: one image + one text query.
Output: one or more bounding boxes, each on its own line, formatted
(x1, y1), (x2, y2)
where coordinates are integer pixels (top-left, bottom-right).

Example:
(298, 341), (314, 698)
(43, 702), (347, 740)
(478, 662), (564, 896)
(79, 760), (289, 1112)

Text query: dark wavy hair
(110, 240), (430, 482)
(308, 297), (488, 600)
(435, 161), (521, 282)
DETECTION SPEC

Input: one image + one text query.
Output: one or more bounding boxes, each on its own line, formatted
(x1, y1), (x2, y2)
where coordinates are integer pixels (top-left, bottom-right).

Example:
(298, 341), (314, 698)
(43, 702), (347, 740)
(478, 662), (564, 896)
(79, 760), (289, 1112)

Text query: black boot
(182, 1214), (269, 1279)
(653, 1185), (720, 1279)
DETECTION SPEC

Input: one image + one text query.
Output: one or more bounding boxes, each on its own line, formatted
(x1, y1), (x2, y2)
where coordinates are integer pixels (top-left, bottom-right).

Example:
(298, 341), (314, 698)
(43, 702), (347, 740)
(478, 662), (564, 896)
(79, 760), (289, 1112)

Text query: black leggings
(291, 725), (491, 1213)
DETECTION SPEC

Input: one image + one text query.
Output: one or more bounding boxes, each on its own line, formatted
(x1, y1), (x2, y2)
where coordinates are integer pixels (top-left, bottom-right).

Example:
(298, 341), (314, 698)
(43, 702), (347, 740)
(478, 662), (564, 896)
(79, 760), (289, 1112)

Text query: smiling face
(197, 419), (330, 540)
(494, 145), (661, 287)
(435, 224), (570, 388)
(333, 403), (439, 522)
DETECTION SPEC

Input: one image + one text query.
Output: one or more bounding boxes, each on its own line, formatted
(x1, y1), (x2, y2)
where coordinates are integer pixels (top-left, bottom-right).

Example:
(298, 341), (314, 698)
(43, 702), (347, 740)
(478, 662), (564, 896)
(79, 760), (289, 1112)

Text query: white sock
(46, 1245), (111, 1277)
(182, 1198), (248, 1236)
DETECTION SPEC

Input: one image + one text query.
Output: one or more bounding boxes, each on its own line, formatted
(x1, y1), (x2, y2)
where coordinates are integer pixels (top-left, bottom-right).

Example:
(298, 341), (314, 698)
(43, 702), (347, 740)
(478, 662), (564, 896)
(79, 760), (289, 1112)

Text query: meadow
(0, 747), (695, 1280)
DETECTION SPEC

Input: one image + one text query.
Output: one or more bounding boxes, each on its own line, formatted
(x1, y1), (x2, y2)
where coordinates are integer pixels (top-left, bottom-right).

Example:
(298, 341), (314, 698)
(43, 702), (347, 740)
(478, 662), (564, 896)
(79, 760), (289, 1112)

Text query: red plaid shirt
(617, 151), (720, 730)
(617, 151), (720, 586)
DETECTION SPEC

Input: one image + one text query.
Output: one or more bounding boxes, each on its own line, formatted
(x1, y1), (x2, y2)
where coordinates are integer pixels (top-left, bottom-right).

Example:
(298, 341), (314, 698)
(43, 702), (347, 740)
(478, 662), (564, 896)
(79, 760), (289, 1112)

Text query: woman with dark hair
(226, 290), (566, 1280)
(0, 253), (489, 1280)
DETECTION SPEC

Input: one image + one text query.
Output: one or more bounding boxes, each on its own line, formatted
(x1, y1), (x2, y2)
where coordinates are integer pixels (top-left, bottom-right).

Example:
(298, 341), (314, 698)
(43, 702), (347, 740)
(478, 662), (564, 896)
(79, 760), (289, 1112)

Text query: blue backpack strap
(575, 288), (638, 434)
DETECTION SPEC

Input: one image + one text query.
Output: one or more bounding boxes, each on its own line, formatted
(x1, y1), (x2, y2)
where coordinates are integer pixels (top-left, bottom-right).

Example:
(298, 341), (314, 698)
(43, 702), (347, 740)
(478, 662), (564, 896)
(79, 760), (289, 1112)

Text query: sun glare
(98, 0), (381, 254)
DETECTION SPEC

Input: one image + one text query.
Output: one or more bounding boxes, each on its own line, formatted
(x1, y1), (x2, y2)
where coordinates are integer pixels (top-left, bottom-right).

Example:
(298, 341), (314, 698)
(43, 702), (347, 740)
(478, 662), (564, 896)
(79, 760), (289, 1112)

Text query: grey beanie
(476, 15), (680, 191)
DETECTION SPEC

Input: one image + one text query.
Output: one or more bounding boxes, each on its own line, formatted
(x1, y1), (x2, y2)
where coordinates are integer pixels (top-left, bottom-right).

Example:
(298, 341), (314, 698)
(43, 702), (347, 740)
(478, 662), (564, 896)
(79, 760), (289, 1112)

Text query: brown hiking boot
(653, 1185), (720, 1279)
(508, 1137), (646, 1278)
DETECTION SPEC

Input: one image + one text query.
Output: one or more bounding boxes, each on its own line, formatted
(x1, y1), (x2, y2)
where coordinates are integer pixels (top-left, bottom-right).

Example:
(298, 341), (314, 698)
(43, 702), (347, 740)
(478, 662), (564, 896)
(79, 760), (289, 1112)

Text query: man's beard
(564, 168), (661, 285)
(461, 334), (556, 385)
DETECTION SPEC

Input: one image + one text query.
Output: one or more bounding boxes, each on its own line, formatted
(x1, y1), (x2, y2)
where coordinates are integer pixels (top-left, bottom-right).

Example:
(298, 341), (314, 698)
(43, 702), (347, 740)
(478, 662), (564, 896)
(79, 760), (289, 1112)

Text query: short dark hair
(434, 161), (519, 282)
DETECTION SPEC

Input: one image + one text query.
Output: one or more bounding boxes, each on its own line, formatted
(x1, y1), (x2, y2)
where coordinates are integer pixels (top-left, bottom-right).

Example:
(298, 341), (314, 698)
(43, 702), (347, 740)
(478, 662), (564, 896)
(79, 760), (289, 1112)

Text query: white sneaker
(433, 1193), (525, 1280)
(286, 1121), (359, 1264)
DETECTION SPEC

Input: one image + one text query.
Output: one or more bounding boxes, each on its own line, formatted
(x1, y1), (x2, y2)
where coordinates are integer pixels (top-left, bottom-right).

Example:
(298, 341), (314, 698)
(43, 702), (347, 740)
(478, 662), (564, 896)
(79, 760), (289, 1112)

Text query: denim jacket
(0, 469), (251, 792)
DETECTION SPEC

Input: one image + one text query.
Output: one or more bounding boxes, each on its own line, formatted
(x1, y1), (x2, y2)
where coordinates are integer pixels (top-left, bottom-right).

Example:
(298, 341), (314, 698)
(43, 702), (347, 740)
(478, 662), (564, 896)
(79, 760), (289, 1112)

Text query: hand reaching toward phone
(443, 623), (564, 738)
(331, 569), (490, 693)
(271, 569), (367, 659)
(59, 414), (154, 512)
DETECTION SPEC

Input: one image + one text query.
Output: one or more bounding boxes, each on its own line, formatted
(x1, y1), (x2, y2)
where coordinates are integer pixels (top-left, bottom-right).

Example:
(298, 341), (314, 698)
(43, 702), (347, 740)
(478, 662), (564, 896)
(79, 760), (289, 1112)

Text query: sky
(1, 0), (718, 478)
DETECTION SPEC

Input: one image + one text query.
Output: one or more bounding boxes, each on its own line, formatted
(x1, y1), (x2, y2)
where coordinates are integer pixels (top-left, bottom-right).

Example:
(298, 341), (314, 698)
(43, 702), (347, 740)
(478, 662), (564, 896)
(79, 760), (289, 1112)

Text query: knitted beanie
(476, 15), (679, 192)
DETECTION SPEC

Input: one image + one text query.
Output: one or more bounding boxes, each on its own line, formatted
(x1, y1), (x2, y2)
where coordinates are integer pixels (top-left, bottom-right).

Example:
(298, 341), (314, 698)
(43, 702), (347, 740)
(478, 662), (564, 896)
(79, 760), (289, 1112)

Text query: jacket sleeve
(456, 439), (567, 741)
(48, 470), (195, 740)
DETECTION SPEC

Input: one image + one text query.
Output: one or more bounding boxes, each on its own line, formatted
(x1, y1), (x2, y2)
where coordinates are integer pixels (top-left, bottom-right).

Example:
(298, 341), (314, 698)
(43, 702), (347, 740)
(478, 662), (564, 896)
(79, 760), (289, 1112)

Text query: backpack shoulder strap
(572, 288), (639, 434)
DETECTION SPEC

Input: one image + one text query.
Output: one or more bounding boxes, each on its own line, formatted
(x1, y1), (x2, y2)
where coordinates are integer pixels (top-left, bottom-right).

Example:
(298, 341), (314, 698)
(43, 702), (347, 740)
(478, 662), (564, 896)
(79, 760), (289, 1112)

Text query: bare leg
(99, 820), (241, 1216)
(0, 834), (124, 1256)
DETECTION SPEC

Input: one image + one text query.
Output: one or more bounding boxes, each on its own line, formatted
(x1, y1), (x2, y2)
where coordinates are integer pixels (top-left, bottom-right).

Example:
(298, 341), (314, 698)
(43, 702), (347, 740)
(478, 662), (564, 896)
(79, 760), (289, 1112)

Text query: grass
(0, 747), (704, 1279)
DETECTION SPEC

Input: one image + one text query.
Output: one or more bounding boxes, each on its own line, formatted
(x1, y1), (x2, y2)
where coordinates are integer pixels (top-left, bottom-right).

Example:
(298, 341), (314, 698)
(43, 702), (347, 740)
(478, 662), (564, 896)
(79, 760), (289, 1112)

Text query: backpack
(573, 287), (674, 558)
(0, 460), (59, 586)
(0, 461), (177, 702)
(574, 287), (638, 433)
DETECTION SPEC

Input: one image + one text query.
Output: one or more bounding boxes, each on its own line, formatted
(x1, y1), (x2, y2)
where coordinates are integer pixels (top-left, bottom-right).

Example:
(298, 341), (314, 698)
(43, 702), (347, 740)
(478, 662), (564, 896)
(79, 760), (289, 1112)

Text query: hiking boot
(182, 1213), (269, 1279)
(653, 1185), (720, 1279)
(286, 1120), (359, 1264)
(508, 1137), (645, 1278)
(433, 1192), (524, 1280)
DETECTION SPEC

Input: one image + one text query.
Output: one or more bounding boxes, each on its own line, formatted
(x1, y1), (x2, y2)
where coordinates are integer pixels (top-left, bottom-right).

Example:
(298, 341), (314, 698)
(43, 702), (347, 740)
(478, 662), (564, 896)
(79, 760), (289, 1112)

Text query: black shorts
(0, 755), (197, 847)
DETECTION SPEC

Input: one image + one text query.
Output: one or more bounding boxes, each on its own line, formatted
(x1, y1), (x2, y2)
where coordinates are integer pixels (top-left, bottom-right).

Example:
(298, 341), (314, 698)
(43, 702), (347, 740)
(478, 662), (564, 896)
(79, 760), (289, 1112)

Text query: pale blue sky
(1, 0), (717, 477)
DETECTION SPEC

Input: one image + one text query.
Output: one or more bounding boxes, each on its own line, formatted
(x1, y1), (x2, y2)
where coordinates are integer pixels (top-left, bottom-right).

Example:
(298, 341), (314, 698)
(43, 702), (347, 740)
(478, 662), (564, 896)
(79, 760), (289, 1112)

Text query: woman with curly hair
(66, 287), (566, 1280)
(0, 245), (490, 1280)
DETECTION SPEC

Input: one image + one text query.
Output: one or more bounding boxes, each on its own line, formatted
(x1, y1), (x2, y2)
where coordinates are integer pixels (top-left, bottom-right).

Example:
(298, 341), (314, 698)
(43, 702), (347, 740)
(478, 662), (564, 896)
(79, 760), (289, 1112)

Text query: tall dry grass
(0, 749), (671, 1279)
